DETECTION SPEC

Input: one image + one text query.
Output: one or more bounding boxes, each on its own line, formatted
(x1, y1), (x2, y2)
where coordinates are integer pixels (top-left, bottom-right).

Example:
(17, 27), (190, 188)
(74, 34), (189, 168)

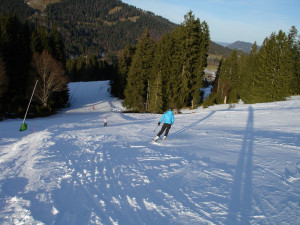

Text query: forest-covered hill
(0, 0), (234, 58)
(226, 41), (260, 54)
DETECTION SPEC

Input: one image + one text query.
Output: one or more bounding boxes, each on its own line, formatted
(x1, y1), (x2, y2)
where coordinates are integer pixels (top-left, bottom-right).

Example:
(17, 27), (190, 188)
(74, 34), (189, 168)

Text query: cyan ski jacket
(159, 110), (174, 125)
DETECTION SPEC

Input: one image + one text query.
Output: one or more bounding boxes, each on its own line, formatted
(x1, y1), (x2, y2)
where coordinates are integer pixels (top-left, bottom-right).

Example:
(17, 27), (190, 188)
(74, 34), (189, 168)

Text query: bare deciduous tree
(0, 56), (8, 98)
(31, 50), (68, 108)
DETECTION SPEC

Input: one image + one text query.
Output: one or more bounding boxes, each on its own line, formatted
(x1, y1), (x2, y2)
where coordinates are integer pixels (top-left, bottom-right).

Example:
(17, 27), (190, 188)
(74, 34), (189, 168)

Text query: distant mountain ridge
(226, 41), (257, 54)
(1, 0), (240, 57)
(215, 41), (231, 47)
(216, 41), (260, 54)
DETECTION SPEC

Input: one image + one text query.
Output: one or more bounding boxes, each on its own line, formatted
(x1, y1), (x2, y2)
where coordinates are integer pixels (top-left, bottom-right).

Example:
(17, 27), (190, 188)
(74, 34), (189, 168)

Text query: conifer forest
(206, 27), (300, 106)
(0, 0), (299, 118)
(110, 21), (299, 112)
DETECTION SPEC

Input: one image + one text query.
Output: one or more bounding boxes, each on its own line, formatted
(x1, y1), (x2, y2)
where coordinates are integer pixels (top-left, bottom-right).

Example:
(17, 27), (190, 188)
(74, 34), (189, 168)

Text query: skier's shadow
(170, 111), (216, 137)
(226, 106), (254, 225)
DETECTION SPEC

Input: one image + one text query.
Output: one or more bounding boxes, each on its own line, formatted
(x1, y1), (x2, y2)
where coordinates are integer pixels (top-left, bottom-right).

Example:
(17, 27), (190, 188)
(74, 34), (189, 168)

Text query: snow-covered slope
(1, 81), (299, 225)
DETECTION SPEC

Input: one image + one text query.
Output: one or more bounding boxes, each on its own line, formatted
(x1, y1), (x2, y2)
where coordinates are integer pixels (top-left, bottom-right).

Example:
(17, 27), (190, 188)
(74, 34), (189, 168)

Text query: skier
(104, 117), (108, 127)
(154, 108), (174, 141)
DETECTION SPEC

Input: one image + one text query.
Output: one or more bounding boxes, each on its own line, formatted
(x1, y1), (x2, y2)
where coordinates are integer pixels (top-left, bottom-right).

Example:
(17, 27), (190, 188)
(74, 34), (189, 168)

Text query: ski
(151, 138), (166, 144)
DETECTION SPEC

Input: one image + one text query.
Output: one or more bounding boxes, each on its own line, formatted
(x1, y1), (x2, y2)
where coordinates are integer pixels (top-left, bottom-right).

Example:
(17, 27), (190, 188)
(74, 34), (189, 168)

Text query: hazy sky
(121, 0), (300, 45)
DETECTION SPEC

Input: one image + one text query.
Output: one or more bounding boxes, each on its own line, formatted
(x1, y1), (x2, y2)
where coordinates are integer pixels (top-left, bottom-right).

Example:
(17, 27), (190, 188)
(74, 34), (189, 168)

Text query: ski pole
(153, 124), (159, 132)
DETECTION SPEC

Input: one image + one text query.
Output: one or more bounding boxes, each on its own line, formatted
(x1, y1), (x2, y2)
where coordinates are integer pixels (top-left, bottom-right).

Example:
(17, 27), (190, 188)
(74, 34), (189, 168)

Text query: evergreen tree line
(205, 26), (299, 106)
(111, 11), (210, 113)
(1, 0), (232, 61)
(43, 0), (177, 57)
(0, 0), (34, 21)
(0, 0), (177, 58)
(66, 55), (116, 82)
(0, 14), (69, 119)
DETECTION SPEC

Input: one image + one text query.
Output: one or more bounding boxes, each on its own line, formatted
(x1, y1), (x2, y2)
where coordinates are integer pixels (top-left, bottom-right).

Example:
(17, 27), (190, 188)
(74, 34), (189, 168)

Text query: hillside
(226, 41), (258, 54)
(0, 0), (34, 21)
(208, 41), (235, 56)
(0, 0), (234, 58)
(24, 0), (62, 11)
(0, 81), (299, 224)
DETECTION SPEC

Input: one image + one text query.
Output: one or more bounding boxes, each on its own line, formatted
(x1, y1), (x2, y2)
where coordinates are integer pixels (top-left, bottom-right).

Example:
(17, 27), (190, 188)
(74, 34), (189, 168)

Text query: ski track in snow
(0, 81), (300, 225)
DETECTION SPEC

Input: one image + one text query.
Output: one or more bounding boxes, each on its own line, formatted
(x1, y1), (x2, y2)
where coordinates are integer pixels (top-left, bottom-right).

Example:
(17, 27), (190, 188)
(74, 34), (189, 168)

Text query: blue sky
(121, 0), (300, 45)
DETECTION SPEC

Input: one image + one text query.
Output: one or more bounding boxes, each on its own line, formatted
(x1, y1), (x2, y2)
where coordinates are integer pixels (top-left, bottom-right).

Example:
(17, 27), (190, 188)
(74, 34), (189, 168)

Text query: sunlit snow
(0, 81), (299, 224)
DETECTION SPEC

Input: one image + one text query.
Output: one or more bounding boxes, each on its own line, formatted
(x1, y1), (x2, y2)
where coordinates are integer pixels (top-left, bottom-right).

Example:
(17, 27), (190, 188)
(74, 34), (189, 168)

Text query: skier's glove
(158, 122), (161, 126)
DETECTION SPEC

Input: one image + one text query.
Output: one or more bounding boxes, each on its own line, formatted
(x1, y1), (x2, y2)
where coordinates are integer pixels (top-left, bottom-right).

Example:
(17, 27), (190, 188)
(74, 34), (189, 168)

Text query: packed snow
(0, 81), (299, 225)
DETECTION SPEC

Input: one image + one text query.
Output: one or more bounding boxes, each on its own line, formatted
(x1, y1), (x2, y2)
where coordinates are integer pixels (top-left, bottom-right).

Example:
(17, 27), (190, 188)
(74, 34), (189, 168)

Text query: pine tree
(227, 50), (239, 103)
(50, 26), (66, 65)
(75, 55), (86, 81)
(237, 52), (247, 99)
(217, 62), (229, 104)
(161, 11), (210, 110)
(204, 58), (223, 106)
(0, 56), (8, 99)
(239, 43), (259, 103)
(0, 14), (31, 115)
(167, 26), (189, 109)
(197, 20), (210, 102)
(288, 26), (300, 95)
(181, 11), (207, 107)
(124, 28), (156, 112)
(148, 69), (163, 113)
(111, 45), (136, 99)
(148, 36), (167, 113)
(216, 50), (239, 104)
(0, 14), (69, 117)
(66, 58), (77, 81)
(256, 31), (294, 102)
(31, 26), (50, 54)
(177, 65), (190, 109)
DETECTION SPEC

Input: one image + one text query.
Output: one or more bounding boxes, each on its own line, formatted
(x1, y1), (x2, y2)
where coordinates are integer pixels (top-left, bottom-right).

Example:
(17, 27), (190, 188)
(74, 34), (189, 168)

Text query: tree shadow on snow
(226, 106), (254, 225)
(170, 111), (216, 137)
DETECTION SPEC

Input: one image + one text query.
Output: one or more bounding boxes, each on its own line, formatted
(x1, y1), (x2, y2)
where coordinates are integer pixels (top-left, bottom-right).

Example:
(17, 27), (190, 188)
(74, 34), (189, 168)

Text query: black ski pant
(157, 123), (171, 137)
